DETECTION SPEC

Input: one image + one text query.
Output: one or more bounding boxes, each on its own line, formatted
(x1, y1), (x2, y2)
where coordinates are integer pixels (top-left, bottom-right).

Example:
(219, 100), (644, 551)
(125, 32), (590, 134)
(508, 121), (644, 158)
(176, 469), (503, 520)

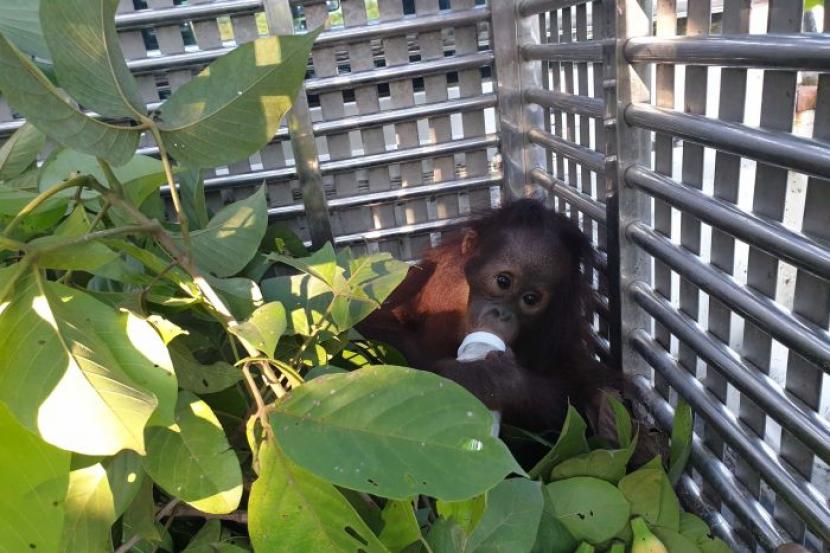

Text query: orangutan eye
(496, 274), (511, 289)
(522, 293), (540, 306)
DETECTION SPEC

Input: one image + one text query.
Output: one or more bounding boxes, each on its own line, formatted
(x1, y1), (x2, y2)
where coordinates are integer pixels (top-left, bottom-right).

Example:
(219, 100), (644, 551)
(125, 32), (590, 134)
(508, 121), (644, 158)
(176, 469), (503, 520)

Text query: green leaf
(679, 513), (730, 553)
(305, 364), (348, 380)
(436, 495), (486, 534)
(144, 391), (243, 514)
(158, 30), (320, 168)
(466, 478), (544, 553)
(0, 183), (68, 233)
(380, 500), (422, 553)
(205, 274), (263, 320)
(169, 339), (242, 394)
(0, 122), (45, 179)
(531, 488), (577, 553)
(529, 406), (589, 480)
(0, 0), (50, 60)
(550, 435), (638, 483)
(545, 477), (631, 545)
(179, 168), (210, 230)
(0, 34), (140, 165)
(271, 242), (339, 287)
(39, 150), (164, 198)
(40, 0), (145, 119)
(249, 438), (388, 553)
(181, 519), (249, 553)
(426, 518), (467, 553)
(59, 451), (143, 553)
(0, 403), (70, 553)
(605, 393), (633, 448)
(229, 301), (287, 357)
(29, 206), (119, 271)
(272, 365), (521, 500)
(174, 187), (268, 277)
(0, 275), (174, 454)
(618, 467), (680, 531)
(652, 527), (702, 553)
(122, 478), (160, 544)
(263, 222), (309, 256)
(668, 401), (693, 485)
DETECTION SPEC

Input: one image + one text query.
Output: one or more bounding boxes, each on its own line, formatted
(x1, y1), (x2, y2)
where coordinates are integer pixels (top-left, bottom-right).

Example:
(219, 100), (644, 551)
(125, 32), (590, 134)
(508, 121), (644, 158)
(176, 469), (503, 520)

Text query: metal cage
(1, 0), (827, 551)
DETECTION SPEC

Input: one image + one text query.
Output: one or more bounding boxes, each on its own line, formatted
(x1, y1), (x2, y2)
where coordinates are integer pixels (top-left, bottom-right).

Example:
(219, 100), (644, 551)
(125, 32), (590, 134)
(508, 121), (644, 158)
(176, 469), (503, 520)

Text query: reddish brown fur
(358, 199), (621, 432)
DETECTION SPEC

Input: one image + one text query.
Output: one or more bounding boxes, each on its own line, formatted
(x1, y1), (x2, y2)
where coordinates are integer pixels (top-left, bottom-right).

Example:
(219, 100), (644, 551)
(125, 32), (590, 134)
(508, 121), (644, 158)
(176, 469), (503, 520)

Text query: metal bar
(527, 127), (605, 173)
(519, 0), (591, 17)
(625, 103), (830, 181)
(184, 135), (499, 191)
(627, 223), (830, 373)
(625, 34), (830, 72)
(629, 327), (830, 542)
(588, 327), (612, 365)
(333, 216), (469, 245)
(522, 39), (606, 62)
(115, 0), (263, 30)
(626, 166), (830, 281)
(630, 282), (830, 464)
(267, 174), (502, 217)
(305, 51), (494, 94)
(529, 168), (607, 223)
(525, 87), (604, 118)
(630, 374), (788, 550)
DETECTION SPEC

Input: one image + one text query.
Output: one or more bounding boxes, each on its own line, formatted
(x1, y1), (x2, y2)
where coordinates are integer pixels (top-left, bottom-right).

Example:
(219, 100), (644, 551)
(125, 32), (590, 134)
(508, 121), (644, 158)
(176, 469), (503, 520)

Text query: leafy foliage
(0, 3), (729, 553)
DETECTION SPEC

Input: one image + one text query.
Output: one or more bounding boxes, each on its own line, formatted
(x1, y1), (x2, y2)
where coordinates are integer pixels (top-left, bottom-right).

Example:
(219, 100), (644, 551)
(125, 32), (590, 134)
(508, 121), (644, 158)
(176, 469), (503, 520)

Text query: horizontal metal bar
(527, 128), (605, 174)
(630, 282), (830, 464)
(630, 327), (830, 542)
(314, 7), (490, 48)
(333, 215), (469, 245)
(267, 174), (502, 217)
(628, 223), (830, 373)
(115, 0), (263, 30)
(625, 34), (830, 72)
(529, 168), (607, 223)
(524, 88), (603, 118)
(518, 0), (591, 17)
(626, 103), (830, 181)
(522, 39), (606, 63)
(588, 327), (612, 365)
(626, 166), (830, 282)
(127, 47), (234, 74)
(630, 374), (787, 550)
(306, 51), (494, 94)
(187, 134), (499, 192)
(674, 475), (747, 553)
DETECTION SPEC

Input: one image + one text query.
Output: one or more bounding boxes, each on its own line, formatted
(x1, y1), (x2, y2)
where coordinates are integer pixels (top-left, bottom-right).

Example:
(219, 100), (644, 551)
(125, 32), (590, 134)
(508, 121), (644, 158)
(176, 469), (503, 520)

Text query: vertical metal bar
(550, 9), (566, 203)
(677, 0), (710, 384)
(779, 6), (830, 548)
(491, 1), (546, 200)
(652, 0), (676, 399)
(562, 7), (578, 217)
(704, 0), (750, 511)
(592, 0), (610, 343)
(262, 0), (333, 249)
(737, 0), (803, 527)
(604, 0), (653, 373)
(576, 4), (592, 238)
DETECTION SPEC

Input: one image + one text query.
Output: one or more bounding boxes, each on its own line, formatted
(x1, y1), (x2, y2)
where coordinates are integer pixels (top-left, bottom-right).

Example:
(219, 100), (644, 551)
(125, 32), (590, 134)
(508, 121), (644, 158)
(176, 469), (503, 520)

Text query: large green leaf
(0, 275), (173, 454)
(144, 391), (243, 514)
(169, 339), (242, 394)
(668, 401), (693, 485)
(158, 30), (320, 168)
(380, 500), (422, 553)
(529, 406), (589, 480)
(271, 365), (521, 501)
(40, 0), (145, 119)
(174, 187), (268, 277)
(248, 438), (388, 553)
(466, 478), (544, 553)
(0, 403), (69, 553)
(550, 435), (638, 483)
(0, 123), (45, 180)
(618, 467), (680, 531)
(0, 0), (50, 60)
(0, 34), (139, 165)
(29, 206), (119, 271)
(59, 451), (143, 553)
(39, 149), (163, 194)
(531, 488), (577, 553)
(179, 168), (210, 230)
(228, 301), (287, 357)
(545, 477), (630, 545)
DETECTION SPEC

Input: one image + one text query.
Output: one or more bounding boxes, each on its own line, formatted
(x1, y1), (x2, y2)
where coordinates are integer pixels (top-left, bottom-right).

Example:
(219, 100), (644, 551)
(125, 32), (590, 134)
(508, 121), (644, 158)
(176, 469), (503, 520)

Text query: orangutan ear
(461, 229), (478, 255)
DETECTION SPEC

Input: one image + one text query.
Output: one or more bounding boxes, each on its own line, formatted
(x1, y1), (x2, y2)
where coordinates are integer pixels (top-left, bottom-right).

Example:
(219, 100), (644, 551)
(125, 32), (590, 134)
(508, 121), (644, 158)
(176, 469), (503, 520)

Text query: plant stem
(114, 498), (179, 553)
(176, 506), (248, 523)
(0, 257), (31, 305)
(0, 236), (27, 252)
(97, 158), (124, 196)
(59, 201), (112, 284)
(2, 174), (93, 241)
(32, 223), (161, 255)
(148, 125), (191, 252)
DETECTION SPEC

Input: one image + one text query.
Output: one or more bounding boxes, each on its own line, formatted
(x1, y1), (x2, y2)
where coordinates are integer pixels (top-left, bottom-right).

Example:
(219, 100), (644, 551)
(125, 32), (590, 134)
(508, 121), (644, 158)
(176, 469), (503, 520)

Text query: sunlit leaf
(169, 338), (242, 394)
(0, 403), (69, 553)
(380, 500), (421, 553)
(229, 301), (287, 357)
(436, 494), (486, 534)
(41, 0), (145, 119)
(144, 391), (243, 514)
(545, 477), (630, 545)
(0, 123), (45, 180)
(158, 30), (320, 168)
(0, 275), (172, 454)
(466, 478), (544, 553)
(249, 438), (388, 553)
(0, 34), (139, 165)
(618, 467), (680, 531)
(529, 406), (589, 480)
(272, 365), (521, 500)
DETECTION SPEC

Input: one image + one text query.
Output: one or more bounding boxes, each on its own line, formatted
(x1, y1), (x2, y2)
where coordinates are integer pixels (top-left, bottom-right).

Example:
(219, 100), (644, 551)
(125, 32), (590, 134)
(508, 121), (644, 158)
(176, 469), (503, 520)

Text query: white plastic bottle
(456, 331), (505, 437)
